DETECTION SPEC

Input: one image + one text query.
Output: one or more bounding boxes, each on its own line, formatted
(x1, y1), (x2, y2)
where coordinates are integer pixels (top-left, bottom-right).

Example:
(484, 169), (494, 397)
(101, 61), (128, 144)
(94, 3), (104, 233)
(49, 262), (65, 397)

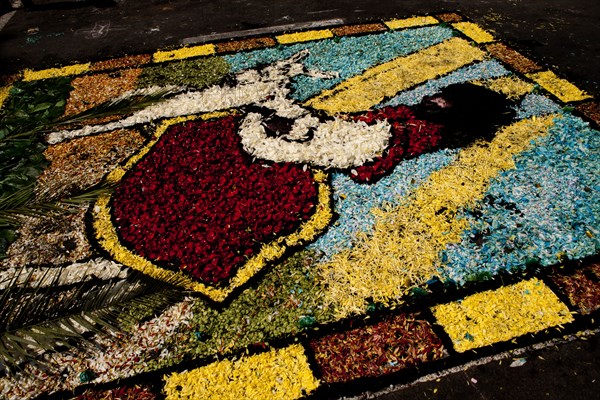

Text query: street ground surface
(1, 1), (599, 399)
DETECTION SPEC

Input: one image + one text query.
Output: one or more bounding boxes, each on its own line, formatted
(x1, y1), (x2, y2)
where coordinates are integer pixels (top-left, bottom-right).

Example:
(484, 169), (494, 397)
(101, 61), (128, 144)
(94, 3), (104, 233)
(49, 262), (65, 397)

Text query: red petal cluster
(112, 116), (317, 285)
(309, 313), (445, 383)
(351, 106), (443, 183)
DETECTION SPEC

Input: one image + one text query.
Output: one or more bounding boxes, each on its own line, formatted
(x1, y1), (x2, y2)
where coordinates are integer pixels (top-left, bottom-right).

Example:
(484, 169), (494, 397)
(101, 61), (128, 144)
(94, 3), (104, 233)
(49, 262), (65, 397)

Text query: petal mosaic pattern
(1, 14), (599, 400)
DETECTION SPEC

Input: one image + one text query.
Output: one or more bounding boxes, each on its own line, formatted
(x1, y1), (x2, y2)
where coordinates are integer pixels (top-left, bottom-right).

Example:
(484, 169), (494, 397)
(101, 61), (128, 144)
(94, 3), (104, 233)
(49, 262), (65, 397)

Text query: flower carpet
(1, 12), (599, 399)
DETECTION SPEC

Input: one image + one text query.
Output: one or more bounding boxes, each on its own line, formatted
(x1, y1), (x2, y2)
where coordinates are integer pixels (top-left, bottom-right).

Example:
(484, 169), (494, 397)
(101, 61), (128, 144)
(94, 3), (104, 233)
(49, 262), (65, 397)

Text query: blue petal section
(515, 93), (562, 119)
(440, 114), (600, 284)
(380, 60), (510, 107)
(308, 149), (460, 260)
(224, 26), (454, 101)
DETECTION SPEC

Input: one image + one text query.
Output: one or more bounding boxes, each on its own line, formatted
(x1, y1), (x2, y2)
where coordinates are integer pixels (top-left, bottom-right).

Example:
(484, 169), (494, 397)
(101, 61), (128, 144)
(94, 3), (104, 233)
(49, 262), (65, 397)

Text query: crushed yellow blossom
(163, 344), (319, 400)
(0, 85), (11, 110)
(276, 29), (334, 44)
(23, 63), (91, 81)
(95, 115), (332, 301)
(384, 16), (439, 30)
(452, 22), (495, 43)
(318, 115), (557, 318)
(431, 278), (574, 352)
(527, 70), (592, 103)
(152, 44), (216, 63)
(474, 75), (535, 99)
(305, 38), (486, 114)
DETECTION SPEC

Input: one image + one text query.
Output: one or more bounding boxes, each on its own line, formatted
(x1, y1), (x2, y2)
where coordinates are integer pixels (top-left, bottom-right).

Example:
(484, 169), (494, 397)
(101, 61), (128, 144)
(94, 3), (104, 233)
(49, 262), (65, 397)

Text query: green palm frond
(1, 86), (178, 142)
(55, 86), (179, 127)
(0, 266), (185, 375)
(0, 182), (114, 228)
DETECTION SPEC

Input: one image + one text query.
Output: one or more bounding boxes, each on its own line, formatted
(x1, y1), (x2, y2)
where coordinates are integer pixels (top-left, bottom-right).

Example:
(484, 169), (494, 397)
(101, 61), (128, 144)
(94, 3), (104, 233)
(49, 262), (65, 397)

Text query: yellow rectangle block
(527, 70), (592, 103)
(476, 76), (534, 99)
(305, 37), (486, 114)
(163, 344), (319, 400)
(152, 44), (216, 63)
(0, 86), (11, 110)
(23, 63), (90, 81)
(432, 278), (573, 352)
(276, 29), (334, 44)
(385, 16), (439, 30)
(452, 22), (495, 43)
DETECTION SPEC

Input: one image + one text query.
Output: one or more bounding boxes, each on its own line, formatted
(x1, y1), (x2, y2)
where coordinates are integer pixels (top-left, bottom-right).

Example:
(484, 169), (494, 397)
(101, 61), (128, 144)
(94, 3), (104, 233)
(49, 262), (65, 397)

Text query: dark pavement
(1, 0), (599, 98)
(1, 1), (599, 399)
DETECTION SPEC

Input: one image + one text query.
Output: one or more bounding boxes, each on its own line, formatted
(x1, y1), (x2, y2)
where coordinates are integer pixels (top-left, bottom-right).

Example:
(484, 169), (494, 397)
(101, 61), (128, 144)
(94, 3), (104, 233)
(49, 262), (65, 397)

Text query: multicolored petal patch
(1, 14), (598, 400)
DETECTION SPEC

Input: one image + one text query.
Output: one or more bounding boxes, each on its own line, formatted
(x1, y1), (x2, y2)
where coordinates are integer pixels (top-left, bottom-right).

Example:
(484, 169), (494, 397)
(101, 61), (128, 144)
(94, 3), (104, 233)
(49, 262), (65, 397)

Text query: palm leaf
(0, 182), (114, 227)
(0, 265), (186, 375)
(1, 86), (178, 142)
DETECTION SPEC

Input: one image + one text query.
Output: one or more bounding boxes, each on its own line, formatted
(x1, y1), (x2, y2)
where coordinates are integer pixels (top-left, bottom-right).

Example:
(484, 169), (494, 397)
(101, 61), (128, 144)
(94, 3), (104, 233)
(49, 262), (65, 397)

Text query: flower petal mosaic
(0, 14), (599, 400)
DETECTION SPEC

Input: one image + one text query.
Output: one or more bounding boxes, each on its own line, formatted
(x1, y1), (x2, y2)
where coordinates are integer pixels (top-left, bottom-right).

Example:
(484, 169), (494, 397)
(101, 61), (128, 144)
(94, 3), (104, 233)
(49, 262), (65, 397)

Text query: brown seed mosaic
(485, 42), (543, 74)
(309, 313), (446, 383)
(331, 23), (387, 37)
(549, 263), (600, 315)
(435, 13), (463, 23)
(576, 101), (600, 126)
(39, 128), (145, 198)
(63, 69), (143, 117)
(90, 54), (152, 72)
(216, 37), (277, 53)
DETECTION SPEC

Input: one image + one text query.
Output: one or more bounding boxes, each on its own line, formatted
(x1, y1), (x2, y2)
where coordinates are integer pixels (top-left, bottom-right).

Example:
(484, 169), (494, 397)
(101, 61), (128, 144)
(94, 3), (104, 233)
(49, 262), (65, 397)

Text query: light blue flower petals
(441, 114), (600, 285)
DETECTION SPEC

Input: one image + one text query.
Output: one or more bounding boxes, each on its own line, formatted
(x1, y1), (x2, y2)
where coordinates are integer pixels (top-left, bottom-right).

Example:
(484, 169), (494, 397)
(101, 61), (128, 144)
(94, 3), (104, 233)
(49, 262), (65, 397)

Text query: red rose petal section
(351, 106), (443, 183)
(112, 116), (317, 285)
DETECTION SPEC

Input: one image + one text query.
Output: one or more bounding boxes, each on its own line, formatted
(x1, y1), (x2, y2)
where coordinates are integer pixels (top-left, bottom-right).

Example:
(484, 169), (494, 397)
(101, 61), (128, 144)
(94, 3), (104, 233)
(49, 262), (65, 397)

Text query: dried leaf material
(310, 313), (445, 382)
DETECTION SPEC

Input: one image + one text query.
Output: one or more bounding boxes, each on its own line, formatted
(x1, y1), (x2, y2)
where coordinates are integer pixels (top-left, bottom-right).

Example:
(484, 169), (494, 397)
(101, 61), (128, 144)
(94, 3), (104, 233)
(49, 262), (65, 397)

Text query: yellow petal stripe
(276, 29), (334, 44)
(305, 37), (486, 114)
(23, 63), (91, 81)
(452, 22), (495, 43)
(318, 115), (557, 318)
(432, 278), (574, 352)
(93, 113), (332, 302)
(152, 44), (216, 63)
(163, 344), (319, 400)
(475, 75), (535, 99)
(384, 16), (439, 30)
(527, 70), (592, 103)
(0, 86), (11, 110)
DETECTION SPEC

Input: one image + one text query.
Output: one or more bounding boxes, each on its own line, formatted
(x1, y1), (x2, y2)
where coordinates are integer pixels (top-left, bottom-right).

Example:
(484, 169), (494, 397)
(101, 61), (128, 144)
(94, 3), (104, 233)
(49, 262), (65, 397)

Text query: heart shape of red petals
(112, 116), (318, 285)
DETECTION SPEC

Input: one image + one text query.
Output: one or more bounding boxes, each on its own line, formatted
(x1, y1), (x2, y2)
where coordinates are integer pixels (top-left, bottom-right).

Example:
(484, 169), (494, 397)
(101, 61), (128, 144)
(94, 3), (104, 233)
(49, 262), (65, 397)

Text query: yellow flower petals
(319, 115), (557, 319)
(527, 70), (592, 103)
(23, 63), (91, 81)
(0, 85), (11, 110)
(475, 75), (535, 99)
(305, 37), (486, 114)
(276, 29), (334, 44)
(152, 44), (216, 63)
(452, 22), (495, 43)
(163, 344), (319, 400)
(384, 16), (439, 30)
(432, 278), (574, 352)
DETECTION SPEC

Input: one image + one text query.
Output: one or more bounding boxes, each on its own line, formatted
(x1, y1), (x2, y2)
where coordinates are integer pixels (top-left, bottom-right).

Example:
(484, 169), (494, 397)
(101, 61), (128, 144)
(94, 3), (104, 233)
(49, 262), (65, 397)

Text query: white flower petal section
(47, 51), (320, 144)
(47, 82), (276, 144)
(239, 113), (392, 168)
